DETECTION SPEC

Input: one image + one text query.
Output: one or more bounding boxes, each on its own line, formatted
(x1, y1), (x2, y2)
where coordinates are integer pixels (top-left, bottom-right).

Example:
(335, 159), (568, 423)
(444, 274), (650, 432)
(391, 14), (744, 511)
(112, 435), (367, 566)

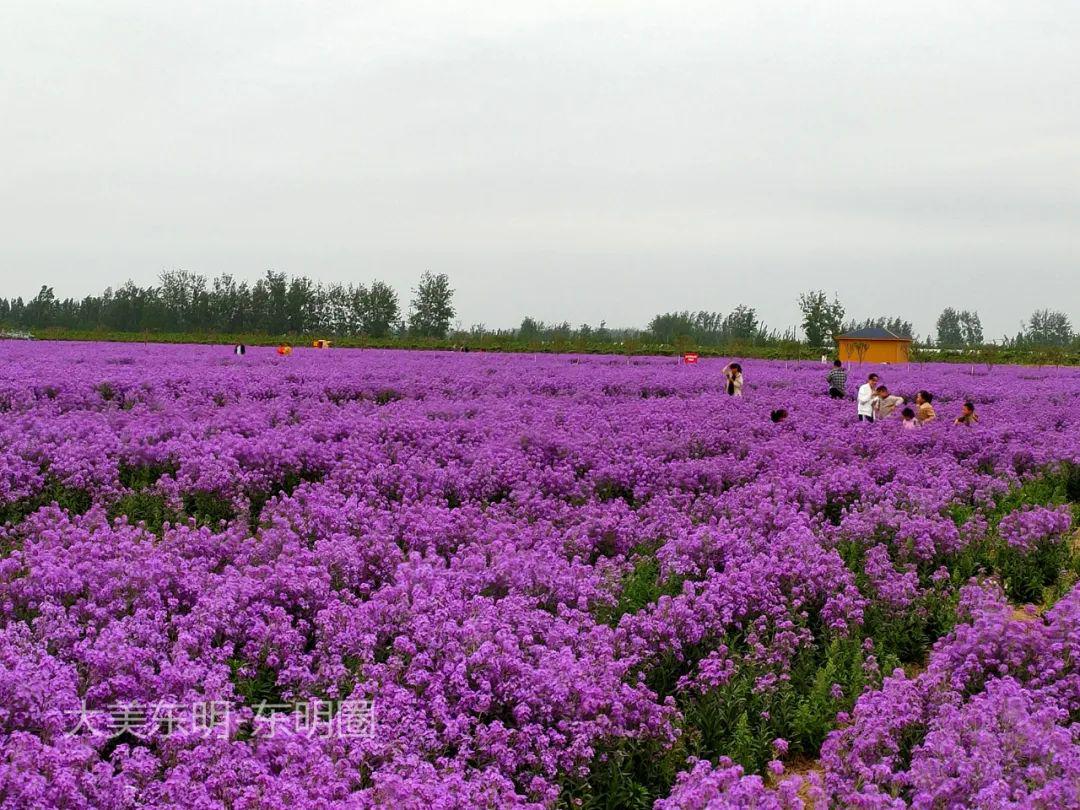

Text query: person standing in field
(955, 401), (979, 425)
(900, 406), (919, 430)
(722, 363), (744, 397)
(872, 385), (905, 420)
(857, 373), (880, 421)
(915, 390), (937, 423)
(826, 360), (847, 399)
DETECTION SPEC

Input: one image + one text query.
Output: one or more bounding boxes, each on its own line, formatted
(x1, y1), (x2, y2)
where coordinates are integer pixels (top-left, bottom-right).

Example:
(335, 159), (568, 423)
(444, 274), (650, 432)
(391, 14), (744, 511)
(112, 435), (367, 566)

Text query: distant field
(6, 326), (1079, 365)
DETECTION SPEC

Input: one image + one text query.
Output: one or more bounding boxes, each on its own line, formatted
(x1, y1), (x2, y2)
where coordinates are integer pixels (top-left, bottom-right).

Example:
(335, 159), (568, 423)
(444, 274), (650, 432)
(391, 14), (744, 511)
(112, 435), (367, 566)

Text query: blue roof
(837, 326), (911, 341)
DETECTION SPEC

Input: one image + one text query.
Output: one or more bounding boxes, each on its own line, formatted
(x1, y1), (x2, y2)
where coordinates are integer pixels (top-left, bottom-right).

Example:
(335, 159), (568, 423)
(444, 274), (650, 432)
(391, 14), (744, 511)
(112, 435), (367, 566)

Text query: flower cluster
(819, 581), (1080, 808)
(998, 504), (1073, 553)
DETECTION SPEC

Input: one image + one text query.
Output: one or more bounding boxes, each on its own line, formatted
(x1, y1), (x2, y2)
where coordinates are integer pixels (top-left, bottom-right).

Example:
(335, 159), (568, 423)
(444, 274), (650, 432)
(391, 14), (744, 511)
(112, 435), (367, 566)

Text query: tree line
(0, 270), (455, 338)
(0, 274), (1075, 350)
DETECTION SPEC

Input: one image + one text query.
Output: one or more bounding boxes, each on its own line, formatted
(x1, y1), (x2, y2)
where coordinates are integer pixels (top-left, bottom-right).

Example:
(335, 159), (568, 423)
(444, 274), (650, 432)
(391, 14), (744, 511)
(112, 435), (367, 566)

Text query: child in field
(857, 373), (880, 422)
(826, 360), (847, 399)
(955, 401), (979, 425)
(722, 363), (744, 397)
(900, 406), (918, 430)
(872, 385), (905, 420)
(915, 390), (936, 423)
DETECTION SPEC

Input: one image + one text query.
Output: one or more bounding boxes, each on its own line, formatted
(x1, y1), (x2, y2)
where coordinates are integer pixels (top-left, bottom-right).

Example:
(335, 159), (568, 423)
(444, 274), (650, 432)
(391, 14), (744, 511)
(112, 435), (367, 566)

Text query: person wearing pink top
(900, 406), (919, 430)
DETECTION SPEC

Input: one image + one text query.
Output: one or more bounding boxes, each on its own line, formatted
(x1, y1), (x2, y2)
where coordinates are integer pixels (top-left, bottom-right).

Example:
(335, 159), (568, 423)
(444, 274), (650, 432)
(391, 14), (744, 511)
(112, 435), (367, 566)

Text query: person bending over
(872, 385), (905, 420)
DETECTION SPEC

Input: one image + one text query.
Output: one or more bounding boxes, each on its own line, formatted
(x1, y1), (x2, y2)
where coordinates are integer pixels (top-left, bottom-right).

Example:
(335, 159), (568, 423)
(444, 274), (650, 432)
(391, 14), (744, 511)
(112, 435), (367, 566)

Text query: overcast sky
(1, 1), (1077, 339)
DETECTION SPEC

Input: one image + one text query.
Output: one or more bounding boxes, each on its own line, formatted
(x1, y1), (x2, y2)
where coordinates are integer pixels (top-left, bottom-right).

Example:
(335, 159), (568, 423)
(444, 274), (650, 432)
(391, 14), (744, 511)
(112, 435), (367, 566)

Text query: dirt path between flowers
(788, 755), (824, 804)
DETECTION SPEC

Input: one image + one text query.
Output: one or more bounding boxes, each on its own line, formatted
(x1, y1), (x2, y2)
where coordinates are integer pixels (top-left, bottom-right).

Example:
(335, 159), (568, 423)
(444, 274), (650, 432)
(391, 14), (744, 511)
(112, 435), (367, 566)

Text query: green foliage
(984, 462), (1079, 604)
(105, 462), (181, 533)
(246, 469), (325, 534)
(596, 553), (684, 627)
(182, 490), (235, 527)
(118, 462), (177, 490)
(998, 539), (1071, 604)
(1, 269), (405, 337)
(594, 479), (636, 506)
(229, 658), (284, 707)
(408, 271), (455, 338)
(374, 389), (403, 406)
(863, 593), (959, 664)
(647, 307), (773, 346)
(566, 635), (890, 807)
(1023, 309), (1073, 348)
(797, 290), (845, 348)
(108, 492), (175, 534)
(682, 638), (886, 772)
(843, 316), (913, 339)
(559, 736), (690, 810)
(936, 308), (983, 349)
(0, 479), (92, 527)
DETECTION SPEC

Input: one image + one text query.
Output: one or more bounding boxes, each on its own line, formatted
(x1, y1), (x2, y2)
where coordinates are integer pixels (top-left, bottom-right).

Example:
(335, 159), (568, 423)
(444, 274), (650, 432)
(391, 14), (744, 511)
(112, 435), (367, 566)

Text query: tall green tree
(1024, 309), (1073, 347)
(518, 317), (542, 341)
(722, 305), (761, 341)
(936, 308), (964, 348)
(407, 272), (455, 338)
(361, 281), (401, 337)
(798, 290), (845, 347)
(648, 311), (698, 344)
(24, 286), (58, 328)
(937, 308), (983, 348)
(958, 310), (983, 347)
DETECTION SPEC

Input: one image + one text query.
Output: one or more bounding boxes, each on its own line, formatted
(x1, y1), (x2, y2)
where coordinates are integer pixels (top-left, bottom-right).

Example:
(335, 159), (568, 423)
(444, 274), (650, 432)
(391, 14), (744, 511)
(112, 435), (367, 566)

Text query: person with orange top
(915, 390), (936, 423)
(955, 401), (979, 426)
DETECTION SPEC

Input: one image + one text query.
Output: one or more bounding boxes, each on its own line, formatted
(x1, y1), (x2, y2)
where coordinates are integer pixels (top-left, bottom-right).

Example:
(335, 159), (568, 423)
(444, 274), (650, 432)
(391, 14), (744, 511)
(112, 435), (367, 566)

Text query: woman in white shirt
(722, 363), (744, 397)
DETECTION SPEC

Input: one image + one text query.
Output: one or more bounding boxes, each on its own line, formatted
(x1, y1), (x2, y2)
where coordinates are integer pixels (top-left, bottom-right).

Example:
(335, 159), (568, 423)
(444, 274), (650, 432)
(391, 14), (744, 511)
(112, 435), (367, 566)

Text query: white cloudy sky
(1, 1), (1077, 339)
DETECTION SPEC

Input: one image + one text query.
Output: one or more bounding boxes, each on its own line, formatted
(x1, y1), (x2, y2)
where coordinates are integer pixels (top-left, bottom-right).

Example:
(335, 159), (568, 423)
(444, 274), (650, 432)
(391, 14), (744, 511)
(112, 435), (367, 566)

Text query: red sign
(683, 352), (699, 364)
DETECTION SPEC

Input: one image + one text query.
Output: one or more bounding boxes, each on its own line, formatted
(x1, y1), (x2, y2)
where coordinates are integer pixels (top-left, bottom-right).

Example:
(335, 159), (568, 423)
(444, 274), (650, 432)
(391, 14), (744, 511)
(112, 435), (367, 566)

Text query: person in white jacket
(857, 373), (880, 422)
(722, 363), (744, 397)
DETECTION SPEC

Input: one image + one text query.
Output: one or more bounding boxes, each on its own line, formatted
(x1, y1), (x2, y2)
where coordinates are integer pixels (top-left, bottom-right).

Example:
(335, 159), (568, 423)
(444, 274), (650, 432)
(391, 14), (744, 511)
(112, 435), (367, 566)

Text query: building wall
(838, 339), (910, 364)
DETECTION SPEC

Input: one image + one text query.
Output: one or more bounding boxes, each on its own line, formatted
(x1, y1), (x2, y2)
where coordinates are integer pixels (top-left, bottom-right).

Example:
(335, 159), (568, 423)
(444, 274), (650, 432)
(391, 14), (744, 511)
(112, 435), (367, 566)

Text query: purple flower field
(1, 342), (1078, 809)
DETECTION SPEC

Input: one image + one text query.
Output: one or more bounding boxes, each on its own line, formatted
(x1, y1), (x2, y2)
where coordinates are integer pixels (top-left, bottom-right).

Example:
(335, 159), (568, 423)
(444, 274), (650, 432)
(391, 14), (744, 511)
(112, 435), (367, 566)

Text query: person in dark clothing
(826, 360), (847, 398)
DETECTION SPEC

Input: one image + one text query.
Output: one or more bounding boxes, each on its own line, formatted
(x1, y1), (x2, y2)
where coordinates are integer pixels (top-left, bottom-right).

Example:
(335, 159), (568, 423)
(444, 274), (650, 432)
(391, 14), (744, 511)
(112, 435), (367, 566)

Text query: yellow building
(835, 327), (912, 364)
